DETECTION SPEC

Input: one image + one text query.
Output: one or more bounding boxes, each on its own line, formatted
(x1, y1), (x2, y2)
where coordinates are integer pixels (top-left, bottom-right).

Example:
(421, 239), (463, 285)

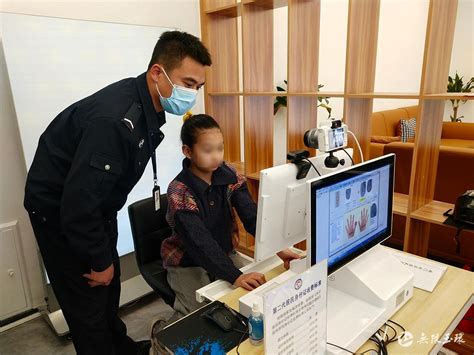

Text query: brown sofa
(370, 105), (474, 159)
(370, 106), (419, 158)
(384, 142), (474, 266)
(369, 106), (474, 266)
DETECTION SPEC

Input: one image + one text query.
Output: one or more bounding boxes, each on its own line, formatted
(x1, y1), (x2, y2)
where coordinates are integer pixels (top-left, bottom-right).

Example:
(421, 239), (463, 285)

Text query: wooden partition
(405, 0), (459, 256)
(200, 0), (471, 258)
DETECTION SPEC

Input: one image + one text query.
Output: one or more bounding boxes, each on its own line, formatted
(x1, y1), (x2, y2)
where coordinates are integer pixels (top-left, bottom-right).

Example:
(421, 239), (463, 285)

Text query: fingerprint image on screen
(311, 154), (393, 272)
(367, 179), (373, 193)
(371, 203), (377, 218)
(360, 181), (367, 197)
(346, 188), (351, 200)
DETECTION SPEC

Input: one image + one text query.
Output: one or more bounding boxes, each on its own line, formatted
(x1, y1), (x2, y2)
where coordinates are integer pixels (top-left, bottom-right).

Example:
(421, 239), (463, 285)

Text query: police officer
(24, 31), (211, 355)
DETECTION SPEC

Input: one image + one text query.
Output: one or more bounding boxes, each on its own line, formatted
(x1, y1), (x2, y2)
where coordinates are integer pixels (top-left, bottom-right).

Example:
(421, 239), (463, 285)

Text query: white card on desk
(262, 259), (328, 355)
(388, 249), (447, 292)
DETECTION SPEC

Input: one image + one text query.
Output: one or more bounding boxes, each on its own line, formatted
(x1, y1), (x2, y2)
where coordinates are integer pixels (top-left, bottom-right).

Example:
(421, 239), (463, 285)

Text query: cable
(341, 147), (355, 166)
(387, 319), (405, 334)
(454, 227), (462, 255)
(328, 320), (406, 355)
(373, 333), (388, 355)
(234, 327), (248, 355)
(348, 130), (364, 162)
(372, 320), (405, 354)
(377, 323), (397, 344)
(303, 158), (322, 176)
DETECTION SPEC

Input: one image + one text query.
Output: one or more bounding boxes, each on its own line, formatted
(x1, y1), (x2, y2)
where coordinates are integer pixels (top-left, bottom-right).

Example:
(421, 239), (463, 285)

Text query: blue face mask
(155, 67), (197, 115)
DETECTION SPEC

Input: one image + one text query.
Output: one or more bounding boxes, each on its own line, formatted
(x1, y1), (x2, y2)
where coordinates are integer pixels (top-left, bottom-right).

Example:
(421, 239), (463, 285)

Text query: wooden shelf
(422, 93), (474, 100)
(206, 92), (474, 100)
(205, 3), (240, 17)
(228, 161), (245, 176)
(393, 192), (408, 216)
(243, 0), (287, 10)
(208, 92), (243, 96)
(410, 200), (453, 226)
(346, 92), (420, 99)
(208, 91), (344, 97)
(246, 171), (261, 181)
(201, 0), (463, 259)
(288, 91), (345, 98)
(236, 243), (254, 258)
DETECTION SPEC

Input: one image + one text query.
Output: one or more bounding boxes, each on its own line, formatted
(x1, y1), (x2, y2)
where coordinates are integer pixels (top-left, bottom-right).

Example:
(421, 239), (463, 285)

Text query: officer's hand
(83, 264), (114, 287)
(233, 272), (266, 291)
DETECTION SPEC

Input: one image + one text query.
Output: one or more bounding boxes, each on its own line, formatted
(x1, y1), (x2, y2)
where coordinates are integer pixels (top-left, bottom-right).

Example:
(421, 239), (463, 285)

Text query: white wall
(373, 0), (429, 112)
(0, 0), (202, 316)
(445, 0), (474, 122)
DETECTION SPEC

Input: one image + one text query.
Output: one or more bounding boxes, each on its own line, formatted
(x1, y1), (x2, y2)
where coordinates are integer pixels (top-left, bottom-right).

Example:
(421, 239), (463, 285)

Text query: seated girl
(161, 114), (299, 316)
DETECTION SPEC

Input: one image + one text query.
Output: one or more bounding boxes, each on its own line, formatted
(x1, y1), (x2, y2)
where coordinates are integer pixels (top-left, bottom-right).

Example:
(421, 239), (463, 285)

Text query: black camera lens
(304, 129), (319, 149)
(331, 120), (342, 128)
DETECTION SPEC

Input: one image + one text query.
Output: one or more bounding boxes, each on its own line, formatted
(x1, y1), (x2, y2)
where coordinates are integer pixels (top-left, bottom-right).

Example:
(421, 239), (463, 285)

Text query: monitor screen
(310, 154), (394, 274)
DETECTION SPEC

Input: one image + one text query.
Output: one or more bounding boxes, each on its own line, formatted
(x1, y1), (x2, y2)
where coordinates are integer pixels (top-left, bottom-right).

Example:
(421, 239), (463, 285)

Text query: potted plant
(274, 81), (332, 118)
(447, 72), (474, 122)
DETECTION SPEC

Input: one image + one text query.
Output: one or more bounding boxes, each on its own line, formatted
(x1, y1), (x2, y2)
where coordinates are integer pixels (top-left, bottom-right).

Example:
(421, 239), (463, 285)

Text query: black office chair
(128, 195), (175, 307)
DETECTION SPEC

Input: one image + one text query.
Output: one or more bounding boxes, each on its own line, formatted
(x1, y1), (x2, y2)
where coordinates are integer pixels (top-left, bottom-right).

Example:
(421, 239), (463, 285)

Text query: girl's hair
(181, 114), (221, 147)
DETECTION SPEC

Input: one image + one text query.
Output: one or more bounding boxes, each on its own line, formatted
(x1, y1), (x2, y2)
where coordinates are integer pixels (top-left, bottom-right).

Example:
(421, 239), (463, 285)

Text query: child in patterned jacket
(161, 114), (299, 315)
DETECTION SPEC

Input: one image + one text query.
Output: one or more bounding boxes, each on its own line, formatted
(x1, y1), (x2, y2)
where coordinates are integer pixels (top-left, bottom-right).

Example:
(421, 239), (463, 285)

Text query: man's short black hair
(147, 31), (212, 71)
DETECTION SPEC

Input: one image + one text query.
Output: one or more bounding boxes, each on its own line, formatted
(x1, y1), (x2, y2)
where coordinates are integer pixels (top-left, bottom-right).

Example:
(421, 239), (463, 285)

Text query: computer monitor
(254, 149), (353, 262)
(307, 154), (414, 354)
(309, 154), (394, 273)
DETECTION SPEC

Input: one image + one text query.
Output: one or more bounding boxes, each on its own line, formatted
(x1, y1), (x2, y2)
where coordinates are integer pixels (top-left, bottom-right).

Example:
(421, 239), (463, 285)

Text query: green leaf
(274, 102), (281, 115)
(275, 96), (287, 106)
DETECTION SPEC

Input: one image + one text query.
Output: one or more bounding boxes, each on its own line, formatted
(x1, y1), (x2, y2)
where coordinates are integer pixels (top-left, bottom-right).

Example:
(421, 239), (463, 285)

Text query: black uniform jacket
(24, 72), (165, 271)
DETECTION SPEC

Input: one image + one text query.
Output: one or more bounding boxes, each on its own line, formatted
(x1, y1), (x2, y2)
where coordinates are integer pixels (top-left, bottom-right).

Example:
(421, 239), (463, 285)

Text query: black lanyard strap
(148, 133), (158, 187)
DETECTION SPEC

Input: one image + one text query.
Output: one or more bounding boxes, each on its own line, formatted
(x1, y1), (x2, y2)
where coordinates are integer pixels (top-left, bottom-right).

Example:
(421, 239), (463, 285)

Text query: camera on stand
(303, 119), (348, 168)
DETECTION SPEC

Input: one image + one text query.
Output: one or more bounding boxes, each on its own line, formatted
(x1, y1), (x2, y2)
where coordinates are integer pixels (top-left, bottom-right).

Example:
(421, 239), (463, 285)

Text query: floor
(0, 294), (174, 355)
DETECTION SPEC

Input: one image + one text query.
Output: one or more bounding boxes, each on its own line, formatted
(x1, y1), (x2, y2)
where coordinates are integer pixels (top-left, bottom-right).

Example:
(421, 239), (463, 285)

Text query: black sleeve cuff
(90, 249), (113, 272)
(226, 267), (243, 285)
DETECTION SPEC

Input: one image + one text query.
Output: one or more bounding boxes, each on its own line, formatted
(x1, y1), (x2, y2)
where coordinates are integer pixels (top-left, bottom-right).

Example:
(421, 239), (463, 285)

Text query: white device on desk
(254, 148), (354, 262)
(196, 149), (353, 306)
(307, 153), (414, 354)
(236, 149), (353, 317)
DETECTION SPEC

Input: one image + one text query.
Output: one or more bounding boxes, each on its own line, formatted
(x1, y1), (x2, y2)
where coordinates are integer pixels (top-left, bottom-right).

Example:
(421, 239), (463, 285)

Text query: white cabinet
(0, 221), (29, 320)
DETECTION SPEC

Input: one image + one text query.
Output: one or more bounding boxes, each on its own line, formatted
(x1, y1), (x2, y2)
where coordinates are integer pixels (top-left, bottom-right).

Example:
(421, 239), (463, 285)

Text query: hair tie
(183, 111), (193, 122)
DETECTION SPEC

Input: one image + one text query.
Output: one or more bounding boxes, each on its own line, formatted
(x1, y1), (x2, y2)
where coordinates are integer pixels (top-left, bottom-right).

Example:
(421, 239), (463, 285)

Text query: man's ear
(182, 145), (192, 159)
(149, 64), (164, 82)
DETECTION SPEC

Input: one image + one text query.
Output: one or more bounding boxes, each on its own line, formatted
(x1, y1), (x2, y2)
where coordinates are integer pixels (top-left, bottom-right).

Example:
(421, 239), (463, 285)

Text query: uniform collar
(136, 72), (166, 133)
(179, 158), (238, 195)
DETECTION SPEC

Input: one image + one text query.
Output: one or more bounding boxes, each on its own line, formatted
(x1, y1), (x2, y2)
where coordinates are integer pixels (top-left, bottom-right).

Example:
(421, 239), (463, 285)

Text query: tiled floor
(0, 294), (174, 354)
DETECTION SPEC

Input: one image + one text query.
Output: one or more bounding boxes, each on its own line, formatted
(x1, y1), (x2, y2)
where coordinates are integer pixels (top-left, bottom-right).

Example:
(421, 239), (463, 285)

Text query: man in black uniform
(24, 31), (211, 355)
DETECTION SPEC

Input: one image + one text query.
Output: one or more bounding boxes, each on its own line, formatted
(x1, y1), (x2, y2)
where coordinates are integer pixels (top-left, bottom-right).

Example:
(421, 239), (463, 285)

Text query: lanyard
(148, 132), (161, 211)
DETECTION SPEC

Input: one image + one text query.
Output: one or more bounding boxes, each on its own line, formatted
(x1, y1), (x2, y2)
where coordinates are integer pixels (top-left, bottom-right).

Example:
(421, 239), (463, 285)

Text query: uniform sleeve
(167, 183), (242, 284)
(60, 117), (130, 271)
(229, 171), (258, 236)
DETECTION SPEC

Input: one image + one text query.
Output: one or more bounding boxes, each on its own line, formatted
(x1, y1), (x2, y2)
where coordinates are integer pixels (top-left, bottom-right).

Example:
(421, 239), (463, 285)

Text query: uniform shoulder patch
(121, 102), (142, 132)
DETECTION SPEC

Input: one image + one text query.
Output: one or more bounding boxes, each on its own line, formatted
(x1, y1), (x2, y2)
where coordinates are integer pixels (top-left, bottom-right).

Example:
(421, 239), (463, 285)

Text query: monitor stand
(326, 245), (414, 354)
